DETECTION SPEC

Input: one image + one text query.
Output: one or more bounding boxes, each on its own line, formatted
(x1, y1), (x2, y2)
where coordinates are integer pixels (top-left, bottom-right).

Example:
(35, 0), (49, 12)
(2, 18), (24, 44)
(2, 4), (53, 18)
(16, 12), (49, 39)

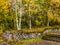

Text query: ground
(24, 40), (60, 45)
(0, 26), (60, 45)
(1, 40), (60, 45)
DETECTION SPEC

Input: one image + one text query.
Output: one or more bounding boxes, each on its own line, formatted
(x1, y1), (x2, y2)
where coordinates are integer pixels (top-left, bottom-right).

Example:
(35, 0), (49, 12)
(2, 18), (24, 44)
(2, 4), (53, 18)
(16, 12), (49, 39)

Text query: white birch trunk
(18, 0), (22, 30)
(14, 0), (20, 30)
(15, 9), (19, 30)
(10, 0), (21, 30)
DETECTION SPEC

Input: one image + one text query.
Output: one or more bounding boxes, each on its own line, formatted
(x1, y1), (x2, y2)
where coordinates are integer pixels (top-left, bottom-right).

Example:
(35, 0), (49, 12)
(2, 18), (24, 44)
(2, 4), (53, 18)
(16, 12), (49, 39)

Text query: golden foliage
(0, 0), (10, 14)
(47, 10), (54, 20)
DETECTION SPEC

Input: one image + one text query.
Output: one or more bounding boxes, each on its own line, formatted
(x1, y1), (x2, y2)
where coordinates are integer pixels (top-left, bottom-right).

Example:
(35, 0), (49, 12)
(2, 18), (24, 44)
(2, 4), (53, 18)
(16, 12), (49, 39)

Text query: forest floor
(23, 40), (60, 45)
(0, 26), (60, 45)
(0, 34), (60, 45)
(0, 39), (60, 45)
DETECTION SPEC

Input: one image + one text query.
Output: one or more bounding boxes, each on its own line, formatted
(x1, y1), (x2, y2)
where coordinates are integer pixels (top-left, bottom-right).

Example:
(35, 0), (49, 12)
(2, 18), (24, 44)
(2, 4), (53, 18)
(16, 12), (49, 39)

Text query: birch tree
(10, 0), (23, 30)
(24, 0), (39, 29)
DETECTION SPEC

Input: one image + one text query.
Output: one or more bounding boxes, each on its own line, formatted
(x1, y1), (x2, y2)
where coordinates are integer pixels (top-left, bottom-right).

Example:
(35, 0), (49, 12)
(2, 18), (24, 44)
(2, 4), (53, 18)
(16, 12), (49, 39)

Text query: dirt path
(24, 40), (60, 45)
(0, 40), (60, 45)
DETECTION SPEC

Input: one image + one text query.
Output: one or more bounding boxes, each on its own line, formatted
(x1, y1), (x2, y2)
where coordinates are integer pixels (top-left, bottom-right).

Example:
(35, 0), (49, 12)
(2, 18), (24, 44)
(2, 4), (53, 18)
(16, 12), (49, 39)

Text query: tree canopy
(0, 0), (60, 30)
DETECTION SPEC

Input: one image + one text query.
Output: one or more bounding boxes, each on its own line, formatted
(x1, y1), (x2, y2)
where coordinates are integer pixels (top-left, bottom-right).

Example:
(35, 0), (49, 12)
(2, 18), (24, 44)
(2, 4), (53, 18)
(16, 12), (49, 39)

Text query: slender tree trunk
(10, 0), (20, 30)
(18, 0), (22, 30)
(29, 12), (31, 29)
(29, 0), (32, 29)
(16, 9), (19, 30)
(18, 8), (22, 30)
(47, 18), (49, 26)
(46, 12), (49, 26)
(15, 0), (20, 30)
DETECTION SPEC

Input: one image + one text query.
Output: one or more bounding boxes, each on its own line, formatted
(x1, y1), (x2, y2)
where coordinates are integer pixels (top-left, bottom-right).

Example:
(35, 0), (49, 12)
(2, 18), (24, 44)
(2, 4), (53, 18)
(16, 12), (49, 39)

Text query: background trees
(0, 0), (60, 30)
(0, 0), (11, 30)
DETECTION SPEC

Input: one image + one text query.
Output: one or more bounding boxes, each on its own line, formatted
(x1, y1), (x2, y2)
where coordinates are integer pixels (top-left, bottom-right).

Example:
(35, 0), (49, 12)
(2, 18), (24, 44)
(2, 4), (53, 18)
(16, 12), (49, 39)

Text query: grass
(0, 26), (60, 33)
(3, 26), (58, 33)
(0, 36), (5, 41)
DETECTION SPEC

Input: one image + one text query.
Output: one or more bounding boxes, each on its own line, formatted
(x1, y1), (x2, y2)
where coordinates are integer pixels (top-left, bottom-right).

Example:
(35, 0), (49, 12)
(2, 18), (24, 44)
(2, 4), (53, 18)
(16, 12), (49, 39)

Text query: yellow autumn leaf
(24, 0), (29, 3)
(51, 0), (59, 3)
(0, 0), (10, 14)
(57, 16), (60, 22)
(35, 20), (41, 25)
(47, 10), (54, 20)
